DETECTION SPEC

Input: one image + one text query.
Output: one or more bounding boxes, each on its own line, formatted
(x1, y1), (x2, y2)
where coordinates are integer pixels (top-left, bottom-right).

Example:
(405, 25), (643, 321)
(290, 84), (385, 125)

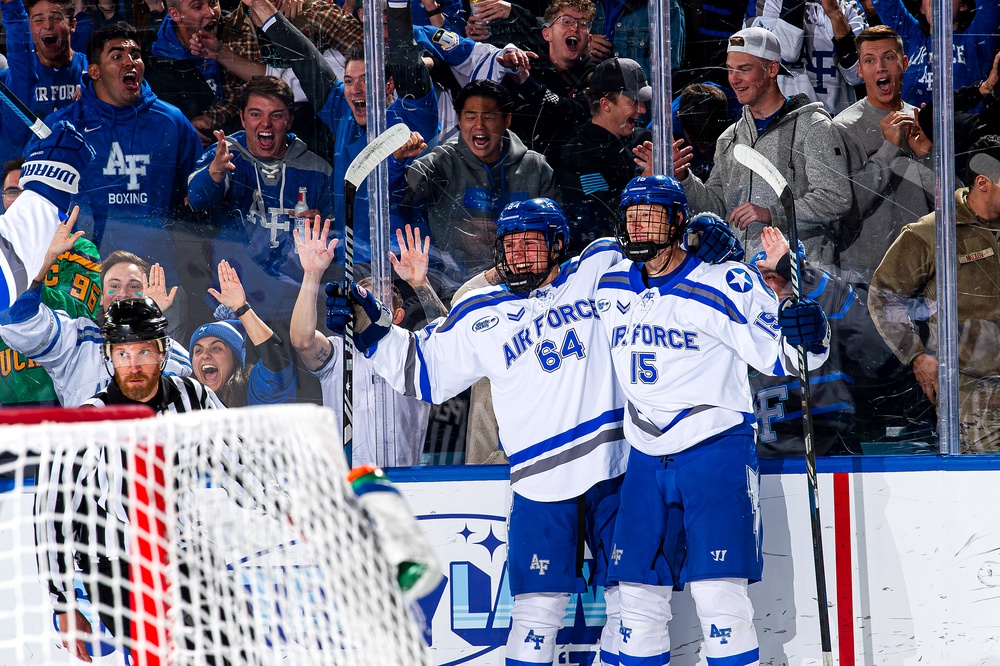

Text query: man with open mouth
(187, 75), (337, 326)
(145, 0), (226, 144)
(27, 21), (204, 341)
(500, 0), (597, 171)
(833, 24), (934, 285)
(0, 0), (87, 165)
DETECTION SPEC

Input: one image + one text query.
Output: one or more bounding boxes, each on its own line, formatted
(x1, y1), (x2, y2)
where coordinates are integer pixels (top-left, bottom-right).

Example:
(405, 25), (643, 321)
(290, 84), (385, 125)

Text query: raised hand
(389, 224), (431, 287)
(45, 206), (85, 264)
(756, 225), (791, 272)
(207, 260), (247, 312)
(294, 215), (339, 275)
(392, 131), (427, 162)
(142, 262), (178, 313)
(209, 130), (236, 182)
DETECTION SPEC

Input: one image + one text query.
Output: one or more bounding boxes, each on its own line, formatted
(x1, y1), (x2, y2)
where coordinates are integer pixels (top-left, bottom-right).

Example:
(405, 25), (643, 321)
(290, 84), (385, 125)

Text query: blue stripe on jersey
(806, 272), (830, 301)
(549, 255), (582, 290)
(77, 327), (102, 345)
(827, 284), (855, 321)
(778, 401), (855, 422)
(674, 281), (748, 324)
(415, 336), (433, 401)
(705, 647), (759, 666)
(776, 372), (854, 391)
(438, 290), (521, 334)
(508, 407), (624, 467)
(660, 407), (694, 433)
(647, 253), (699, 293)
(619, 651), (670, 665)
(772, 356), (786, 376)
(36, 315), (67, 357)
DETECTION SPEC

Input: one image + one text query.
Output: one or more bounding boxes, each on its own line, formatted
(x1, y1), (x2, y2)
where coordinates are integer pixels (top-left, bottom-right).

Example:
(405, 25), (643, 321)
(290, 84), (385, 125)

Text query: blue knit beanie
(190, 319), (246, 365)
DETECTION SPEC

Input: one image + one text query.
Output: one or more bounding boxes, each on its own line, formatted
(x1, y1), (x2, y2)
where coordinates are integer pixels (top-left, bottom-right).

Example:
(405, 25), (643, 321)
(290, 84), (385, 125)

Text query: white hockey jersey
(752, 0), (867, 115)
(311, 334), (430, 467)
(595, 254), (829, 456)
(0, 288), (192, 407)
(0, 190), (70, 312)
(367, 239), (630, 502)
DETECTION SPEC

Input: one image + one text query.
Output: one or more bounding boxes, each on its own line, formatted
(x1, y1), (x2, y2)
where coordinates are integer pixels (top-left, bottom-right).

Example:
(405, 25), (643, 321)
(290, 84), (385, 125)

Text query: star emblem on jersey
(725, 267), (753, 293)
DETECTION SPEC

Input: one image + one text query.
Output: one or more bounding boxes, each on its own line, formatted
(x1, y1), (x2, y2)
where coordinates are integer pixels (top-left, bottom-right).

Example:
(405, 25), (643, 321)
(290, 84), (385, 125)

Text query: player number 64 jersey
(367, 239), (630, 502)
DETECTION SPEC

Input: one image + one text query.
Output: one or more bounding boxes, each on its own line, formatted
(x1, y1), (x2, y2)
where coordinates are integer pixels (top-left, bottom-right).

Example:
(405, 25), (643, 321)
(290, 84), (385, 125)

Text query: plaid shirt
(206, 0), (363, 130)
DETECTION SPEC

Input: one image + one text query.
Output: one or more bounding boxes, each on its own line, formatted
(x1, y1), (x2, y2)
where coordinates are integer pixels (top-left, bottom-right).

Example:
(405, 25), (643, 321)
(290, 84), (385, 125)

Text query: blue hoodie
(188, 131), (336, 320)
(28, 77), (202, 285)
(151, 15), (224, 106)
(0, 0), (87, 165)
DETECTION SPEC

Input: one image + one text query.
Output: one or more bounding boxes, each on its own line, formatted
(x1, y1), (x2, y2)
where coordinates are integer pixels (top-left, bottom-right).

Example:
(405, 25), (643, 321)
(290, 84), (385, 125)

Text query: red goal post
(0, 404), (431, 666)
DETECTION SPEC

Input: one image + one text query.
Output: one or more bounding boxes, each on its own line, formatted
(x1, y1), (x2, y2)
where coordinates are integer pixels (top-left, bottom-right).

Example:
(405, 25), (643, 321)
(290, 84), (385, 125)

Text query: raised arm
(389, 223), (447, 321)
(291, 215), (340, 371)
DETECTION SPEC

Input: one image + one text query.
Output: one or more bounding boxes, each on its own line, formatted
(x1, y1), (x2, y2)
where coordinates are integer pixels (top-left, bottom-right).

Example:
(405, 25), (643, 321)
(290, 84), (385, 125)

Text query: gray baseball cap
(589, 57), (653, 102)
(728, 27), (794, 76)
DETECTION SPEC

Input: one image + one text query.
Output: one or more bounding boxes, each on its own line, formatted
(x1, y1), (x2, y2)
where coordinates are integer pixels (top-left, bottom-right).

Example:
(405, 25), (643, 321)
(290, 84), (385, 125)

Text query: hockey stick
(337, 122), (411, 455)
(0, 79), (50, 139)
(732, 144), (833, 666)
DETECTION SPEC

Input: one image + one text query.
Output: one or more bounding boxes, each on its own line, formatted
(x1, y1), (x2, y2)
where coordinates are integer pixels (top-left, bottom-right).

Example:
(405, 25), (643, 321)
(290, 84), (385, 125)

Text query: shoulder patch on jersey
(472, 315), (499, 332)
(596, 298), (611, 313)
(725, 267), (754, 293)
(431, 28), (460, 51)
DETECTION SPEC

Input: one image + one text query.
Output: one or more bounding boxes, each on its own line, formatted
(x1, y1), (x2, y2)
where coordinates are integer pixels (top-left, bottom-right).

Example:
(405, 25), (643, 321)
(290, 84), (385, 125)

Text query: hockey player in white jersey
(0, 119), (95, 313)
(336, 196), (744, 665)
(594, 175), (830, 666)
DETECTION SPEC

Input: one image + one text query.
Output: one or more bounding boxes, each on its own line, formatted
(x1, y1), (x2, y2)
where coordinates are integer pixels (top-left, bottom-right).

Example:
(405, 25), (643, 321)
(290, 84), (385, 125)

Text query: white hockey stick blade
(733, 144), (788, 196)
(345, 123), (411, 190)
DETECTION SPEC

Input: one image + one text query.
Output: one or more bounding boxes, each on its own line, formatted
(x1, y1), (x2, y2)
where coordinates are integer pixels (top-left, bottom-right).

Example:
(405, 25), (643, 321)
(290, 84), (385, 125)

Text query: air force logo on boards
(596, 298), (611, 313)
(472, 315), (499, 332)
(726, 267), (753, 293)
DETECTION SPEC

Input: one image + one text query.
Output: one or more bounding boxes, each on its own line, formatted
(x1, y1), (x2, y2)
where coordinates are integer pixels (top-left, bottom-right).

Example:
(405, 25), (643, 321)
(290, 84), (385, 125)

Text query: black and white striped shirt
(82, 375), (225, 412)
(40, 376), (225, 608)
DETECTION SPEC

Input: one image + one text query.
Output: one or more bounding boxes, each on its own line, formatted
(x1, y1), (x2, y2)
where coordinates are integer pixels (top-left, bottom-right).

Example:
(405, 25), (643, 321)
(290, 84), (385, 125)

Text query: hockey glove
(20, 121), (96, 212)
(349, 282), (393, 356)
(683, 212), (745, 264)
(324, 282), (350, 335)
(778, 297), (829, 354)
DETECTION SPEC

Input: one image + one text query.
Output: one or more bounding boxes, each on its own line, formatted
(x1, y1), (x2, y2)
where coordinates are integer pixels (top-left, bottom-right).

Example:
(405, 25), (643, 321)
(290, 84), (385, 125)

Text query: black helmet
(101, 297), (168, 344)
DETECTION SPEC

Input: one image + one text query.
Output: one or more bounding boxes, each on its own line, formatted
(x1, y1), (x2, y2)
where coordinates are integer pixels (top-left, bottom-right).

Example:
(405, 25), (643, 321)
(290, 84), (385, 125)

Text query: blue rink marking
(6, 455), (1000, 492)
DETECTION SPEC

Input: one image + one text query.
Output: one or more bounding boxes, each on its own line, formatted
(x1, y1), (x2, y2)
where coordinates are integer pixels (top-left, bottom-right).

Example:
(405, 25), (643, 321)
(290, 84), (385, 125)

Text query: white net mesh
(0, 404), (431, 665)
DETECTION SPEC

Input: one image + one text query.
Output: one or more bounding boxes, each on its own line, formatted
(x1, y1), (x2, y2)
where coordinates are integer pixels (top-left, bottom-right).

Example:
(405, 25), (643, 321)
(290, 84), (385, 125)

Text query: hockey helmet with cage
(493, 198), (570, 294)
(101, 297), (171, 367)
(617, 175), (689, 262)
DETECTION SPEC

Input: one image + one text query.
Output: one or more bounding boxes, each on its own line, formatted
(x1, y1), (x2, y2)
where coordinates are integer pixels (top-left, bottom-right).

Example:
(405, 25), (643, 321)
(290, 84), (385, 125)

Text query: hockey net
(0, 404), (431, 666)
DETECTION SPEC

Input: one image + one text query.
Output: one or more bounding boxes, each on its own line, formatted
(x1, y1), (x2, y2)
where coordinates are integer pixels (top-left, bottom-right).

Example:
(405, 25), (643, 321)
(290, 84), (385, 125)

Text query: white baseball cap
(728, 27), (793, 75)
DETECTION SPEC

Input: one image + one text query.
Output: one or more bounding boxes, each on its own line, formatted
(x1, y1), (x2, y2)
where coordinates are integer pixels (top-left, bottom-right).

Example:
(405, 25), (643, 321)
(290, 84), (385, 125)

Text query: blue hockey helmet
(617, 175), (689, 261)
(493, 198), (570, 294)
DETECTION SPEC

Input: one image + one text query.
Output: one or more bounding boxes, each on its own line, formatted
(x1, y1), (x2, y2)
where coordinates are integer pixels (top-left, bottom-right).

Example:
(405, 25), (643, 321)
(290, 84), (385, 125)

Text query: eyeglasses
(2, 187), (21, 199)
(547, 15), (592, 30)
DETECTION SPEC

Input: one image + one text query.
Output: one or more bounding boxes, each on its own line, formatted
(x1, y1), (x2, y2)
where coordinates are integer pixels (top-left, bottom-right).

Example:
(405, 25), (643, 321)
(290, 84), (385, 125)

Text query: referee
(41, 298), (258, 665)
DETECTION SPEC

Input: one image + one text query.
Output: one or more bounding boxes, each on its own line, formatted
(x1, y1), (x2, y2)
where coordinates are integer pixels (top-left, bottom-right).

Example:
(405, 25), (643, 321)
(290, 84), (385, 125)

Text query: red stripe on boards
(833, 472), (855, 665)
